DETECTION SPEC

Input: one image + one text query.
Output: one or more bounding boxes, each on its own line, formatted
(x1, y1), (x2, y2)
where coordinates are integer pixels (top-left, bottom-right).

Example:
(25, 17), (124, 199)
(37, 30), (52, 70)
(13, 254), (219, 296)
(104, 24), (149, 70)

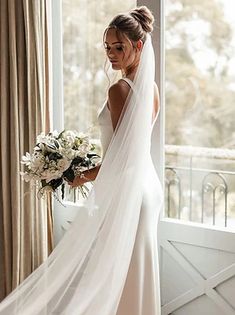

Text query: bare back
(108, 79), (160, 131)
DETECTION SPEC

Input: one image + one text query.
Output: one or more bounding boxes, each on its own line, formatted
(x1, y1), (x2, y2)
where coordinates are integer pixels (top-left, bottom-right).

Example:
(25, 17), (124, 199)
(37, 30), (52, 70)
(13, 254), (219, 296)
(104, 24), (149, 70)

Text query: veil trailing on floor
(0, 34), (161, 315)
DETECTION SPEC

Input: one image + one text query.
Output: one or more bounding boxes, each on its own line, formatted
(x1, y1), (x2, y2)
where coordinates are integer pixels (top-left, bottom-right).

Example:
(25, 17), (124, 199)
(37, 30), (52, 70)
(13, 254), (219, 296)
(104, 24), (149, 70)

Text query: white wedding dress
(97, 77), (163, 315)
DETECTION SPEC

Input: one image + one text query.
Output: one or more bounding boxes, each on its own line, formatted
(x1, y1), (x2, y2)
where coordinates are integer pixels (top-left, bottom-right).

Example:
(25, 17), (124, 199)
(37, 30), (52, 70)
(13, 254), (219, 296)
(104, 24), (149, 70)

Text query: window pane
(165, 0), (235, 227)
(62, 0), (136, 139)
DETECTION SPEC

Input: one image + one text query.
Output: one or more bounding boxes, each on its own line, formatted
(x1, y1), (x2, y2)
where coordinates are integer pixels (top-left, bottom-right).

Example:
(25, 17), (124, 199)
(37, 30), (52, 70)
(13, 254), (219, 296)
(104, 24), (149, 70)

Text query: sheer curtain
(0, 0), (53, 301)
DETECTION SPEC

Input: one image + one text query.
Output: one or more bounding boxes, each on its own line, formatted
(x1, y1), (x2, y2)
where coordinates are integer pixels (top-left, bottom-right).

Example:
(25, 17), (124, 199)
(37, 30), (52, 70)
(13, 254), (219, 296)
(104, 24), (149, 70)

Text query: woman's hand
(65, 165), (101, 188)
(67, 174), (87, 188)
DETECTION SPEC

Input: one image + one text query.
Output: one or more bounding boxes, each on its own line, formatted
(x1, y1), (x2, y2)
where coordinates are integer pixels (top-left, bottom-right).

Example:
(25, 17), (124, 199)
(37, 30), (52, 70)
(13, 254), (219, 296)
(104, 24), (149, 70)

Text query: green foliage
(165, 0), (235, 148)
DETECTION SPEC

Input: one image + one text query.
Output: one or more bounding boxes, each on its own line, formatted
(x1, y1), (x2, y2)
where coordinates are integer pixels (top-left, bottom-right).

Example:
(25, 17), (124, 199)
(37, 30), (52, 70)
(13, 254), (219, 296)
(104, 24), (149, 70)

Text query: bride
(0, 5), (163, 315)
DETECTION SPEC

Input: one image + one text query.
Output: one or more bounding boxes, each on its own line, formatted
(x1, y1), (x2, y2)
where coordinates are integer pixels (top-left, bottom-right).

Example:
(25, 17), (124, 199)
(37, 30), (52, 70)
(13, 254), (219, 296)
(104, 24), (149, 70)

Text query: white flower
(61, 131), (76, 144)
(73, 150), (83, 158)
(36, 132), (61, 154)
(51, 130), (59, 137)
(37, 132), (48, 144)
(59, 147), (76, 160)
(79, 135), (90, 145)
(57, 158), (71, 171)
(41, 169), (63, 183)
(79, 151), (87, 158)
(21, 152), (31, 165)
(58, 139), (73, 150)
(30, 155), (45, 172)
(78, 143), (91, 157)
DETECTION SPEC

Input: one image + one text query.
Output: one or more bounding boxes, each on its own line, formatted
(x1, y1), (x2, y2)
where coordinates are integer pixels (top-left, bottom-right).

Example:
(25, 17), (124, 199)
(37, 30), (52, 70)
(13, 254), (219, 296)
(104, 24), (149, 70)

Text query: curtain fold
(0, 0), (53, 301)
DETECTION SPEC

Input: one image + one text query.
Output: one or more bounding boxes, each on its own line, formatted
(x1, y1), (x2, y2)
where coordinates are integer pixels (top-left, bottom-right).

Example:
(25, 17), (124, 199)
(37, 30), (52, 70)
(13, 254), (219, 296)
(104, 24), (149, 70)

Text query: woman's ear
(136, 40), (143, 51)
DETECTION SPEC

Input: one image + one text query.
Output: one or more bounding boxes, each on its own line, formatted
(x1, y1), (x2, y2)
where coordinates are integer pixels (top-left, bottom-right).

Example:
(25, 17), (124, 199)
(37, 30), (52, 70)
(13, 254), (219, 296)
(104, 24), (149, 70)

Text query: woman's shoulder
(107, 80), (130, 110)
(109, 79), (131, 95)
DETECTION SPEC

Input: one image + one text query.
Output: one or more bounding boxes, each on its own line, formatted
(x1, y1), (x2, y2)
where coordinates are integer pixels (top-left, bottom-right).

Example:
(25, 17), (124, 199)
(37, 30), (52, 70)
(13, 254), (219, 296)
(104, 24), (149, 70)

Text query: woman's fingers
(66, 177), (83, 188)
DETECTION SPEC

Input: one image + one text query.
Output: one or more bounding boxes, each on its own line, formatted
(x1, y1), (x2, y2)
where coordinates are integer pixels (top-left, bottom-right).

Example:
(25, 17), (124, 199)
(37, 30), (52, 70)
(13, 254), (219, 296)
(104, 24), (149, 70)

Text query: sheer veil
(0, 33), (163, 315)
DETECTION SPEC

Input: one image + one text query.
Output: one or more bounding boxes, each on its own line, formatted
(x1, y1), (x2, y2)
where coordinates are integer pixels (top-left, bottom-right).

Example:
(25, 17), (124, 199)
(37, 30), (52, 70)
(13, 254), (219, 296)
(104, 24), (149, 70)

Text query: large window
(165, 0), (235, 227)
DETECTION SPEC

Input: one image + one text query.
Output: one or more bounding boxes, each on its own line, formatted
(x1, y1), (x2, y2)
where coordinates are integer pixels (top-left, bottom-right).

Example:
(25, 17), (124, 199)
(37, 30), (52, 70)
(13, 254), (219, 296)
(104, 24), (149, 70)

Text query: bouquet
(20, 130), (101, 199)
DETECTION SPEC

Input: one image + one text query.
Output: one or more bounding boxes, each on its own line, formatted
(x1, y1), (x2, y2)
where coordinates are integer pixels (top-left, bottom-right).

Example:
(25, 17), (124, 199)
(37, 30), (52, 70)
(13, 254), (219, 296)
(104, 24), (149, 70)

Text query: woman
(70, 6), (160, 187)
(0, 6), (163, 315)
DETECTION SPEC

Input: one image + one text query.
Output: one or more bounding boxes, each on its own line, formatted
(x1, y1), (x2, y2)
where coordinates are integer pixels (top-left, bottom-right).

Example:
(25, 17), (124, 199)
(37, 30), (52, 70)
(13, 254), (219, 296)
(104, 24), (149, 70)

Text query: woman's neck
(123, 60), (140, 80)
(122, 70), (136, 81)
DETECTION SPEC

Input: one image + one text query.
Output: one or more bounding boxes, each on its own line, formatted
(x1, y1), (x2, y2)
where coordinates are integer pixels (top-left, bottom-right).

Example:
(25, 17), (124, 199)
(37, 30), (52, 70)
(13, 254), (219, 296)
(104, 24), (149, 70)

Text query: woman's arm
(108, 81), (130, 130)
(68, 164), (101, 188)
(153, 82), (160, 122)
(69, 81), (129, 188)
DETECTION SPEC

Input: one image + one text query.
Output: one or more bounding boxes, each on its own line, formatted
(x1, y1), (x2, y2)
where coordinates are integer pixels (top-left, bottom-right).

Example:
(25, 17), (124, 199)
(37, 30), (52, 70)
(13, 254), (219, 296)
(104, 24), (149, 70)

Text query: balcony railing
(63, 144), (235, 229)
(165, 145), (235, 228)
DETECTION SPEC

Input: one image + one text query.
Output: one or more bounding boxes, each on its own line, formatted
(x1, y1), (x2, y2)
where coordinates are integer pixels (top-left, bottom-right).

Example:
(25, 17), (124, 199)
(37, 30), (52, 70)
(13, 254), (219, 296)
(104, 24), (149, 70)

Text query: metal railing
(165, 145), (235, 227)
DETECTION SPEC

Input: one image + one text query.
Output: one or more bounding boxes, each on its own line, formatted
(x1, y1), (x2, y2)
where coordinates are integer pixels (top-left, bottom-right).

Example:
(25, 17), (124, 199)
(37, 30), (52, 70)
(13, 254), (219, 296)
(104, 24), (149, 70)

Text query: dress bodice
(97, 99), (113, 157)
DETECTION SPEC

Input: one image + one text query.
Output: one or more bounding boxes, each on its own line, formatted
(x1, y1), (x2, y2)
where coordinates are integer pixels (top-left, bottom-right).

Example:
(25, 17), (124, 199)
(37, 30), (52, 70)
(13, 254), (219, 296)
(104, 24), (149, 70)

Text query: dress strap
(120, 78), (134, 89)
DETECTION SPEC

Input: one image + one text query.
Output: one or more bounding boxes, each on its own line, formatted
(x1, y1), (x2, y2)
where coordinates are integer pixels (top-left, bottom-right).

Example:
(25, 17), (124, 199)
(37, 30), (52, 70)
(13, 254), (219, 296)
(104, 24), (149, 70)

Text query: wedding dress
(0, 34), (163, 315)
(98, 77), (163, 315)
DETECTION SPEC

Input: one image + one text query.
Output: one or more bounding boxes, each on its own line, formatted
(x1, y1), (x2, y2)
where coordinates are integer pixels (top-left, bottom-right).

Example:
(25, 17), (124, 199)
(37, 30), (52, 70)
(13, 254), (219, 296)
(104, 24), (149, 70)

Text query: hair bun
(130, 6), (154, 33)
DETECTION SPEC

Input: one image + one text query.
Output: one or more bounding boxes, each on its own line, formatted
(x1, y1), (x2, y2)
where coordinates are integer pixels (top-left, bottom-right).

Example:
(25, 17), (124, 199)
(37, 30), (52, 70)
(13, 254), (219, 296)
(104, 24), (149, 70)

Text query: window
(165, 0), (235, 227)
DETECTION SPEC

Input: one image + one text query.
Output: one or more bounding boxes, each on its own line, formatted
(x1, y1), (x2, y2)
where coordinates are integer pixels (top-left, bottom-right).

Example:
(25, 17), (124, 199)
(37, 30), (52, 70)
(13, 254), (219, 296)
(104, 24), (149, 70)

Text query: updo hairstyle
(104, 6), (154, 44)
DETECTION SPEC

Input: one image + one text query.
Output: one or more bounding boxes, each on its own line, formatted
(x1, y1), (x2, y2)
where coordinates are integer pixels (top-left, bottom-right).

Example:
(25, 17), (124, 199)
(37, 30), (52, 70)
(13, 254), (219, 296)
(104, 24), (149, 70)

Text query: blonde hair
(103, 6), (154, 44)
